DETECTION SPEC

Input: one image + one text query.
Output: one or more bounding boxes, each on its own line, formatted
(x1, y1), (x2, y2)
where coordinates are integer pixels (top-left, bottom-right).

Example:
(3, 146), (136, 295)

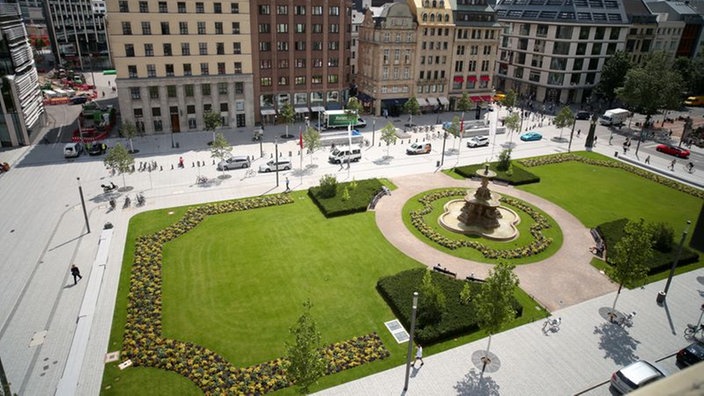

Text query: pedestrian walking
(577, 129), (581, 137)
(412, 344), (424, 367)
(644, 155), (650, 164)
(593, 136), (597, 146)
(285, 177), (290, 192)
(687, 162), (694, 173)
(609, 135), (613, 145)
(669, 159), (676, 171)
(70, 264), (82, 285)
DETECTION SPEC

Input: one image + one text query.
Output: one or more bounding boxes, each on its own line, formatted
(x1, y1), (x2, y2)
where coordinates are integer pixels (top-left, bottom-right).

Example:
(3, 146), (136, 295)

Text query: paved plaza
(0, 78), (702, 395)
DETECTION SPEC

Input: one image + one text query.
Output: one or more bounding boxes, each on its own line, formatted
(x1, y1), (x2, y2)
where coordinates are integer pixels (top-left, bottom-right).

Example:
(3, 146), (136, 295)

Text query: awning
(438, 97), (449, 105)
(261, 108), (276, 115)
(311, 105), (325, 113)
(468, 76), (478, 82)
(294, 106), (309, 113)
(470, 96), (482, 102)
(416, 97), (429, 106)
(453, 76), (464, 83)
(480, 75), (491, 81)
(481, 96), (493, 102)
(427, 97), (438, 106)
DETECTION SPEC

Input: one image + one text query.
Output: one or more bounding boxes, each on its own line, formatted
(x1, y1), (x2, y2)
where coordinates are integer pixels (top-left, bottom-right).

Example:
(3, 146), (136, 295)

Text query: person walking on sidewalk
(285, 177), (290, 192)
(70, 265), (83, 285)
(669, 159), (676, 171)
(412, 344), (424, 367)
(644, 155), (650, 164)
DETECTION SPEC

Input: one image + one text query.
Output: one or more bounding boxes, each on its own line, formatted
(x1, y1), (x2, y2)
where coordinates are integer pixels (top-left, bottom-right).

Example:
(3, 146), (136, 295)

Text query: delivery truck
(598, 108), (630, 126)
(322, 110), (365, 129)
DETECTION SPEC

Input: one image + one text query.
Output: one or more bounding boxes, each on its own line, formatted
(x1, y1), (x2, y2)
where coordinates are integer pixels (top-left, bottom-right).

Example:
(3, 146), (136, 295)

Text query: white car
(406, 142), (432, 155)
(259, 159), (291, 173)
(467, 136), (489, 148)
(63, 142), (83, 158)
(611, 360), (666, 394)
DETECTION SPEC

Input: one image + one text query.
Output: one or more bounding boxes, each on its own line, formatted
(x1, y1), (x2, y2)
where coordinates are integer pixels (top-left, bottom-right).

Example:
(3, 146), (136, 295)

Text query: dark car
(70, 96), (89, 105)
(656, 144), (690, 159)
(86, 142), (107, 156)
(576, 111), (591, 120)
(676, 341), (704, 367)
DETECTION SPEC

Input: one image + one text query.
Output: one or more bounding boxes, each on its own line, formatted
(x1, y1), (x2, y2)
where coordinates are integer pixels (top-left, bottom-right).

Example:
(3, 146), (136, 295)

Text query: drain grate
(384, 319), (410, 343)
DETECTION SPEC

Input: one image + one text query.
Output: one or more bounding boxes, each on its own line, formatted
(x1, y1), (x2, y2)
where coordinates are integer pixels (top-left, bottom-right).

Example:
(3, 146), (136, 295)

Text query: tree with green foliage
(302, 126), (322, 166)
(418, 269), (446, 326)
(210, 133), (232, 176)
(345, 97), (364, 116)
(553, 106), (575, 141)
(651, 222), (674, 253)
(672, 54), (704, 96)
(503, 112), (521, 145)
(402, 97), (421, 126)
(445, 115), (462, 153)
(608, 219), (654, 316)
(496, 148), (512, 171)
(285, 300), (325, 394)
(474, 263), (519, 363)
(203, 110), (222, 144)
(120, 120), (138, 153)
(459, 282), (472, 305)
(380, 122), (397, 157)
(456, 92), (473, 112)
(501, 89), (518, 109)
(103, 143), (135, 187)
(596, 51), (631, 105)
(318, 174), (337, 198)
(279, 103), (296, 138)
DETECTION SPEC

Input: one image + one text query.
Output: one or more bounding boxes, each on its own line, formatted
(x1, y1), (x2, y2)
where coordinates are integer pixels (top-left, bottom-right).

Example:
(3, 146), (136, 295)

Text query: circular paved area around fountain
(373, 172), (617, 311)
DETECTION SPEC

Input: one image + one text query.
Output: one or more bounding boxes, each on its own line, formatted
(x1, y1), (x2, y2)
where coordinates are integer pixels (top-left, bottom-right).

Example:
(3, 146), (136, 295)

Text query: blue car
(520, 131), (542, 141)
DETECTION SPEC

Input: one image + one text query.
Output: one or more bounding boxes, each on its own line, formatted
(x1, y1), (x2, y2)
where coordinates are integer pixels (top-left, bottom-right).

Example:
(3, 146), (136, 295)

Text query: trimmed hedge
(597, 218), (700, 274)
(376, 268), (522, 345)
(454, 162), (540, 186)
(309, 178), (384, 217)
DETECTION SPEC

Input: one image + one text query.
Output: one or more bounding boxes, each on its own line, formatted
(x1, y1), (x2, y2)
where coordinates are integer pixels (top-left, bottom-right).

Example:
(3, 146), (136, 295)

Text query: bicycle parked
(195, 175), (208, 184)
(684, 323), (704, 339)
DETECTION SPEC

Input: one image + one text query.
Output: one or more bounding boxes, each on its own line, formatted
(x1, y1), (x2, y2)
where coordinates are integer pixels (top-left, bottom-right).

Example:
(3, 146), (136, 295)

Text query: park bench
(589, 228), (605, 258)
(433, 264), (457, 278)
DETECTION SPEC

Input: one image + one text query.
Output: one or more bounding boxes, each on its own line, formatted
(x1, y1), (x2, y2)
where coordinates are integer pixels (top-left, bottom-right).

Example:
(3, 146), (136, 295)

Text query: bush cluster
(409, 189), (554, 259)
(309, 178), (383, 217)
(597, 218), (700, 274)
(454, 162), (540, 186)
(122, 194), (390, 393)
(518, 153), (704, 199)
(376, 268), (522, 344)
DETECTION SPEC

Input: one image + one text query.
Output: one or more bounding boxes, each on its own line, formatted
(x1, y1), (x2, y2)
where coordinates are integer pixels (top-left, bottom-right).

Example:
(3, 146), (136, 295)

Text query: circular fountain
(439, 165), (519, 241)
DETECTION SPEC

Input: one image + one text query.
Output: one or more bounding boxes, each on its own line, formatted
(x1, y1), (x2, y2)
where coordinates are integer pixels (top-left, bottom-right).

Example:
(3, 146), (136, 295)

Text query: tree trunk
(122, 173), (126, 188)
(129, 138), (134, 153)
(610, 282), (623, 317)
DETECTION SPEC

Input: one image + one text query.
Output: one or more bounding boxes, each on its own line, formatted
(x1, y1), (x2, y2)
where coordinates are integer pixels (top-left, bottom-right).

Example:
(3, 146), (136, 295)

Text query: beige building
(107, 0), (254, 135)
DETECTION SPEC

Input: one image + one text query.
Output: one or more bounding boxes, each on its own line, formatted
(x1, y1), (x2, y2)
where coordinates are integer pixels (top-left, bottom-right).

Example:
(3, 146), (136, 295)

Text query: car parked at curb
(656, 144), (690, 159)
(576, 110), (591, 120)
(610, 360), (666, 394)
(406, 142), (432, 155)
(259, 159), (291, 172)
(520, 131), (542, 141)
(676, 341), (704, 367)
(218, 156), (251, 170)
(63, 142), (83, 158)
(467, 136), (489, 148)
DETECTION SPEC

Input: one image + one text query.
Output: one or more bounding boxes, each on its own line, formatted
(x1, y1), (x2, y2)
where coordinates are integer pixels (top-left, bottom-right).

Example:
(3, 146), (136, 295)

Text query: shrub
(497, 148), (512, 171)
(318, 174), (338, 198)
(454, 162), (540, 186)
(341, 186), (350, 201)
(651, 222), (674, 253)
(459, 283), (472, 305)
(308, 178), (383, 217)
(418, 269), (446, 326)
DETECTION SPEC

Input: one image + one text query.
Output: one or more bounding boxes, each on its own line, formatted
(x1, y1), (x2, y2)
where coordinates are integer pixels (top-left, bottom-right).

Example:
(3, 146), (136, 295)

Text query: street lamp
(274, 137), (279, 187)
(440, 131), (448, 167)
(77, 177), (90, 234)
(371, 117), (376, 147)
(567, 117), (576, 152)
(403, 291), (419, 391)
(585, 113), (597, 151)
(657, 220), (692, 304)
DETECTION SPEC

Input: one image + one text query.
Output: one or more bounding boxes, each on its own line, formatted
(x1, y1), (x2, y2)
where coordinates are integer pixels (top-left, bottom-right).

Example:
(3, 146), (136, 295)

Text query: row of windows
(127, 62), (243, 78)
(421, 41), (450, 50)
(513, 24), (621, 41)
(453, 60), (491, 72)
(416, 84), (445, 95)
(456, 45), (492, 56)
(260, 58), (339, 68)
(260, 92), (342, 109)
(258, 41), (341, 51)
(260, 75), (339, 86)
(258, 23), (341, 34)
(130, 83), (245, 100)
(258, 5), (341, 16)
(503, 40), (618, 57)
(125, 42), (242, 57)
(383, 49), (413, 65)
(120, 1), (239, 14)
(122, 21), (241, 35)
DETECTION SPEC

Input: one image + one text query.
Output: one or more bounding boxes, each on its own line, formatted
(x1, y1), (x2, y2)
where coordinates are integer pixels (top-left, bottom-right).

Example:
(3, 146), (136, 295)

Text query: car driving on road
(656, 144), (690, 159)
(611, 360), (666, 394)
(406, 142), (432, 155)
(467, 136), (489, 148)
(520, 131), (542, 141)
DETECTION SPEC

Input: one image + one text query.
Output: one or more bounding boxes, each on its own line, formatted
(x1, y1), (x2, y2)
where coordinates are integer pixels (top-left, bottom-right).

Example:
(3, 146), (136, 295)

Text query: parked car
(406, 142), (432, 155)
(467, 136), (489, 148)
(520, 131), (542, 141)
(656, 144), (690, 159)
(218, 155), (251, 170)
(63, 142), (83, 158)
(70, 95), (89, 105)
(356, 118), (367, 128)
(259, 159), (291, 172)
(611, 360), (666, 394)
(676, 341), (704, 367)
(576, 110), (591, 120)
(86, 142), (107, 156)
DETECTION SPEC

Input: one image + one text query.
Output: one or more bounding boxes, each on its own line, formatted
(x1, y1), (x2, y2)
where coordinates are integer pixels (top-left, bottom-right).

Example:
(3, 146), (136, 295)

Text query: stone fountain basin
(439, 199), (520, 241)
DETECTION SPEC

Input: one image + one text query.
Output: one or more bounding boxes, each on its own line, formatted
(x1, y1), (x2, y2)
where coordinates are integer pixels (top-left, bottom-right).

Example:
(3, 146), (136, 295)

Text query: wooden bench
(433, 264), (457, 278)
(590, 228), (605, 258)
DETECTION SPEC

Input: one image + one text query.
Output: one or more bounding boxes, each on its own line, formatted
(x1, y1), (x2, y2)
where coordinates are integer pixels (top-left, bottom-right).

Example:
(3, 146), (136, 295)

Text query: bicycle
(245, 168), (256, 178)
(684, 323), (704, 339)
(542, 316), (561, 334)
(195, 175), (208, 184)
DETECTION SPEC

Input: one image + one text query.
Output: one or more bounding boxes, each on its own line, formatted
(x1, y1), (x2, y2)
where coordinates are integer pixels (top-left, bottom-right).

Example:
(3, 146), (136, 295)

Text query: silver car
(259, 159), (291, 172)
(467, 136), (489, 148)
(610, 360), (666, 394)
(218, 156), (251, 170)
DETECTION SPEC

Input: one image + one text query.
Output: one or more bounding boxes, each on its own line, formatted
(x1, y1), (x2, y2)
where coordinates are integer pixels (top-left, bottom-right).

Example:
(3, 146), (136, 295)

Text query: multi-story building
(647, 0), (704, 59)
(108, 0), (254, 135)
(624, 0), (658, 65)
(45, 0), (109, 69)
(250, 0), (353, 125)
(494, 0), (629, 105)
(0, 1), (45, 147)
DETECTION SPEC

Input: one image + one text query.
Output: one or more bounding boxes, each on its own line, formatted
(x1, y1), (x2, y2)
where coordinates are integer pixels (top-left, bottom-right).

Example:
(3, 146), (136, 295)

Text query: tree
(203, 110), (222, 144)
(608, 219), (654, 316)
(418, 269), (446, 326)
(280, 103), (296, 138)
(120, 120), (138, 153)
(474, 262), (519, 365)
(553, 106), (575, 141)
(459, 282), (472, 305)
(503, 112), (521, 145)
(402, 97), (420, 126)
(103, 143), (134, 187)
(501, 89), (518, 109)
(456, 92), (473, 112)
(445, 115), (462, 152)
(596, 51), (631, 105)
(345, 97), (364, 116)
(285, 300), (325, 394)
(302, 126), (322, 166)
(380, 122), (397, 157)
(496, 148), (512, 172)
(210, 133), (232, 176)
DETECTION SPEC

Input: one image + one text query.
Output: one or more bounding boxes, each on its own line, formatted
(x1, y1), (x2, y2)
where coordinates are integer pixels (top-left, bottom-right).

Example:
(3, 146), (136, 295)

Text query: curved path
(374, 172), (617, 311)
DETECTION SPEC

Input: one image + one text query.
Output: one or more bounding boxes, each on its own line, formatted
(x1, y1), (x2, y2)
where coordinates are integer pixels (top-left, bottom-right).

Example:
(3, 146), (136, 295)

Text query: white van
(259, 159), (292, 172)
(328, 146), (362, 163)
(64, 142), (83, 158)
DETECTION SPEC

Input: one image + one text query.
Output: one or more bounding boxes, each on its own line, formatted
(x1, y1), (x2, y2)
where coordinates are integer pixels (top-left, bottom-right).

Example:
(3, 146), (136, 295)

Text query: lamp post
(274, 137), (279, 187)
(371, 117), (376, 146)
(77, 177), (90, 234)
(403, 292), (419, 391)
(440, 131), (448, 167)
(567, 118), (576, 152)
(585, 113), (597, 151)
(657, 220), (692, 304)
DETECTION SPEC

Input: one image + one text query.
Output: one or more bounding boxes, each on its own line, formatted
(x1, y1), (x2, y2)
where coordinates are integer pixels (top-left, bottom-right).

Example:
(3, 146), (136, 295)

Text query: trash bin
(614, 151), (618, 158)
(436, 160), (441, 167)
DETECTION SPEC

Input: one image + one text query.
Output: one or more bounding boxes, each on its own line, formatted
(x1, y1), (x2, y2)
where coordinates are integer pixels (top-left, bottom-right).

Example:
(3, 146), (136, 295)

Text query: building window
(163, 43), (172, 56)
(122, 22), (132, 35)
(295, 41), (306, 51)
(199, 42), (208, 55)
(259, 24), (270, 33)
(216, 42), (224, 55)
(202, 84), (211, 95)
(259, 5), (270, 14)
(278, 76), (288, 86)
(178, 2), (186, 13)
(183, 63), (192, 75)
(277, 41), (289, 51)
(277, 5), (288, 14)
(330, 24), (339, 33)
(279, 59), (289, 68)
(217, 62), (226, 74)
(200, 63), (209, 75)
(185, 84), (194, 97)
(125, 44), (134, 57)
(231, 3), (239, 13)
(312, 75), (323, 84)
(214, 2), (222, 13)
(167, 85), (177, 97)
(160, 22), (170, 35)
(147, 64), (156, 77)
(295, 58), (306, 67)
(119, 1), (129, 12)
(181, 43), (190, 55)
(196, 2), (204, 13)
(128, 65), (137, 78)
(141, 22), (151, 35)
(130, 87), (141, 99)
(218, 82), (228, 94)
(328, 75), (338, 83)
(329, 6), (339, 15)
(312, 42), (322, 51)
(312, 6), (322, 15)
(158, 1), (168, 13)
(165, 64), (174, 76)
(261, 77), (272, 86)
(179, 22), (188, 34)
(295, 24), (305, 33)
(295, 76), (306, 85)
(233, 42), (241, 54)
(197, 22), (206, 34)
(295, 5), (305, 15)
(215, 22), (223, 34)
(327, 58), (338, 67)
(235, 82), (244, 94)
(277, 24), (288, 33)
(149, 86), (159, 99)
(259, 42), (271, 51)
(234, 62), (242, 74)
(313, 59), (322, 67)
(143, 44), (153, 56)
(232, 22), (240, 34)
(312, 24), (322, 33)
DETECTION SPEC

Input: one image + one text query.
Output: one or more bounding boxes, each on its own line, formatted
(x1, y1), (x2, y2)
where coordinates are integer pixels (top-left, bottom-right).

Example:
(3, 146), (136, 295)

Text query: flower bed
(121, 194), (389, 394)
(409, 189), (554, 259)
(518, 153), (704, 199)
